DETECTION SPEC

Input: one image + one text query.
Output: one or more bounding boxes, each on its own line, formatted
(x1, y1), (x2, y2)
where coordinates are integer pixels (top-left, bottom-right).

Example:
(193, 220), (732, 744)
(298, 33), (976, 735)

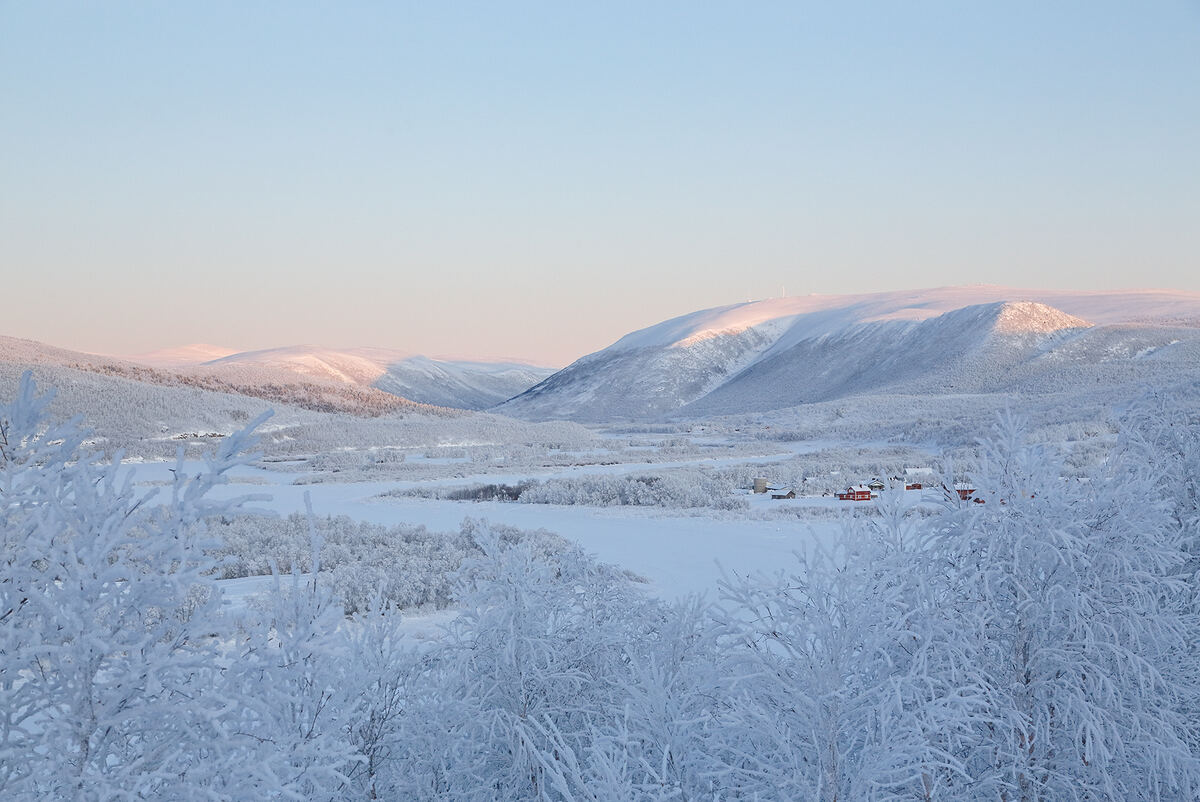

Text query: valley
(4, 284), (1199, 799)
(6, 284), (1196, 601)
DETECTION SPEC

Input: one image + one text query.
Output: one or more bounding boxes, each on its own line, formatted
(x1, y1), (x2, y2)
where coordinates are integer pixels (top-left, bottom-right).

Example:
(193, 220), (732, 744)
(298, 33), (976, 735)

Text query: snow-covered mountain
(5, 336), (550, 417)
(496, 287), (1200, 421)
(0, 337), (596, 466)
(187, 346), (554, 410)
(124, 344), (239, 368)
(2, 336), (432, 418)
(197, 345), (403, 387)
(372, 356), (555, 411)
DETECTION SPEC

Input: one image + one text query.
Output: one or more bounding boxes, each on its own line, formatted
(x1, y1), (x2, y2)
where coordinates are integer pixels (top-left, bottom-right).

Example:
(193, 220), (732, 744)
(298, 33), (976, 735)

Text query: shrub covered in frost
(519, 469), (748, 510)
(5, 375), (1199, 800)
(208, 513), (569, 613)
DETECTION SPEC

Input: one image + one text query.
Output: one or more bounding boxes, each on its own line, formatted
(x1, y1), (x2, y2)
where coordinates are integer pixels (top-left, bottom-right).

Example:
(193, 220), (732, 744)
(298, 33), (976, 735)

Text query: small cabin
(770, 487), (796, 500)
(867, 478), (886, 494)
(836, 485), (873, 501)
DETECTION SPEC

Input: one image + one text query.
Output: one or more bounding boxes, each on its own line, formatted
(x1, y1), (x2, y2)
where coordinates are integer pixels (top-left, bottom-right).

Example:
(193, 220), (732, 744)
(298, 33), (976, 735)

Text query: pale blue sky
(2, 2), (1197, 365)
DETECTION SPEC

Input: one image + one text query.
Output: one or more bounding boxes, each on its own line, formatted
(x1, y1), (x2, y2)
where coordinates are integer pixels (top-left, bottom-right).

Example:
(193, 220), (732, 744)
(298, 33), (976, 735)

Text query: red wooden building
(836, 485), (873, 501)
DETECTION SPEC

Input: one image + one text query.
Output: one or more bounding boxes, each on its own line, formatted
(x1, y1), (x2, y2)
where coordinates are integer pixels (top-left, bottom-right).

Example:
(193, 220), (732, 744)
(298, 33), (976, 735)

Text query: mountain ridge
(496, 288), (1200, 422)
(187, 345), (554, 410)
(5, 338), (554, 413)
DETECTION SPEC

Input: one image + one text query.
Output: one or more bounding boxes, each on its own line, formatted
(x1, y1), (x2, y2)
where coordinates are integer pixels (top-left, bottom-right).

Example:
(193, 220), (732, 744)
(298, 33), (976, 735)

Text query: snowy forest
(3, 371), (1199, 800)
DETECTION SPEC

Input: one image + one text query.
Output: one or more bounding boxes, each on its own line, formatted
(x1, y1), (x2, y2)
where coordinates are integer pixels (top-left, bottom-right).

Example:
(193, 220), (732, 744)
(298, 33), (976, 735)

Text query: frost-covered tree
(1117, 382), (1200, 563)
(931, 411), (1200, 800)
(1114, 383), (1200, 772)
(0, 372), (269, 798)
(713, 513), (974, 802)
(367, 528), (675, 800)
(336, 601), (413, 799)
(7, 371), (1200, 799)
(218, 564), (362, 798)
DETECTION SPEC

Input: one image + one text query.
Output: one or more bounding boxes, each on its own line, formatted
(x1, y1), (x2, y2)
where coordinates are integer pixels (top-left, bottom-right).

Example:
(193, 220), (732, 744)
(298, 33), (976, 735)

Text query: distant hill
(124, 344), (239, 368)
(183, 346), (555, 410)
(0, 336), (589, 460)
(495, 286), (1200, 421)
(371, 356), (556, 411)
(3, 335), (551, 430)
(1, 336), (435, 418)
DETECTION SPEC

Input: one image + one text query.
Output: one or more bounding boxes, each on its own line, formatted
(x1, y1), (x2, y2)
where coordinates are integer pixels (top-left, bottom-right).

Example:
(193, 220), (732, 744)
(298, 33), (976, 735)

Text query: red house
(836, 485), (873, 501)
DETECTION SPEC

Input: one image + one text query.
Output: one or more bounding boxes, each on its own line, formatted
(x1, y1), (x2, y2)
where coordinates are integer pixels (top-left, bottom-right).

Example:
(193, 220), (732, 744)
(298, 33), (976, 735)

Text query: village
(751, 475), (979, 502)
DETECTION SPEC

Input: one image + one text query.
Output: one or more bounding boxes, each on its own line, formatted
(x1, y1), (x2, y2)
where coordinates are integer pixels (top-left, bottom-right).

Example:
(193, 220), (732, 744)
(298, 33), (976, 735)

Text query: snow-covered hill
(1, 336), (432, 419)
(680, 301), (1086, 417)
(496, 287), (1200, 421)
(198, 345), (402, 387)
(0, 337), (590, 461)
(171, 346), (554, 410)
(124, 344), (239, 368)
(372, 356), (555, 411)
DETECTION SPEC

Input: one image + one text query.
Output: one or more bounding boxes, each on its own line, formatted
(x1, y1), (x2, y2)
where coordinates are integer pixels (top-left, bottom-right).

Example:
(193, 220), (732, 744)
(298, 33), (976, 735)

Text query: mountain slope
(200, 346), (399, 387)
(191, 346), (554, 410)
(372, 356), (555, 410)
(681, 302), (1090, 416)
(496, 287), (1200, 421)
(2, 336), (434, 417)
(0, 338), (593, 464)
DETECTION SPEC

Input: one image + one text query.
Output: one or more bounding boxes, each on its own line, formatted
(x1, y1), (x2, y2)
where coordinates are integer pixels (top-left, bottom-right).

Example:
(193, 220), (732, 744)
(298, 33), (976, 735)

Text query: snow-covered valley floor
(9, 368), (1198, 799)
(130, 458), (861, 602)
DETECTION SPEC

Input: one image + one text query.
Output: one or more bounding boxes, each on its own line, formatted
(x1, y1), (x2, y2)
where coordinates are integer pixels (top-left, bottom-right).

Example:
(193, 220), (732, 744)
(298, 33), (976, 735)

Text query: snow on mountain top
(397, 354), (556, 374)
(123, 344), (239, 368)
(500, 287), (1200, 422)
(605, 286), (1200, 355)
(201, 345), (550, 376)
(990, 301), (1090, 335)
(608, 297), (833, 353)
(0, 335), (551, 414)
(202, 346), (393, 386)
(0, 334), (103, 365)
(189, 345), (554, 410)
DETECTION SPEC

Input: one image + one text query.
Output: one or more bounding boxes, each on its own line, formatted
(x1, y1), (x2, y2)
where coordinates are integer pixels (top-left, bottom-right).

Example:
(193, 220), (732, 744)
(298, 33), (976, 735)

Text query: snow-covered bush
(218, 565), (362, 797)
(712, 526), (967, 799)
(921, 411), (1200, 799)
(5, 375), (1199, 799)
(208, 512), (569, 613)
(519, 469), (748, 510)
(366, 413), (1200, 800)
(0, 373), (275, 797)
(354, 529), (705, 800)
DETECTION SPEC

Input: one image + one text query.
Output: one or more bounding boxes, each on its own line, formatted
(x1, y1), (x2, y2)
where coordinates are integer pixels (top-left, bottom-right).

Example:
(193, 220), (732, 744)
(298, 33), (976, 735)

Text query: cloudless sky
(2, 1), (1198, 365)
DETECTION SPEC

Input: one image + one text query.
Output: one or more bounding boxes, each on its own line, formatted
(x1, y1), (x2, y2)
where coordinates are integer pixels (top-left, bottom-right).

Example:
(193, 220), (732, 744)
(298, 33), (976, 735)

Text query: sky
(2, 2), (1198, 366)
